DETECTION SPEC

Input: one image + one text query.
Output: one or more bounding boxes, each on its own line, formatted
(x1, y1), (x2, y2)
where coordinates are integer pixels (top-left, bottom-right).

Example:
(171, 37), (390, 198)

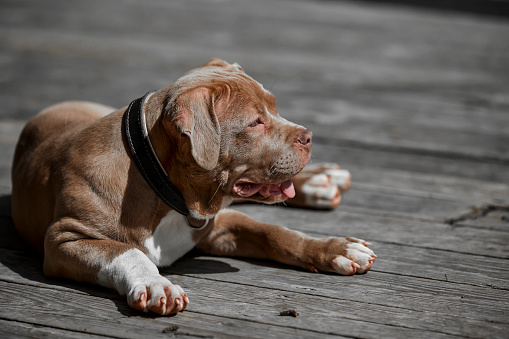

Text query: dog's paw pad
(128, 276), (188, 315)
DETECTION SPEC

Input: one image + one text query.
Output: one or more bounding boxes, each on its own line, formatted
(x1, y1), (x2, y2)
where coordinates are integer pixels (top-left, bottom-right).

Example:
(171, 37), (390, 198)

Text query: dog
(11, 58), (375, 315)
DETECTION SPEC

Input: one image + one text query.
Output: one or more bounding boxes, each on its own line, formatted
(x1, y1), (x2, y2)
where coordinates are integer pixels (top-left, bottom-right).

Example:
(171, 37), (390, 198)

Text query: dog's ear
(170, 85), (230, 170)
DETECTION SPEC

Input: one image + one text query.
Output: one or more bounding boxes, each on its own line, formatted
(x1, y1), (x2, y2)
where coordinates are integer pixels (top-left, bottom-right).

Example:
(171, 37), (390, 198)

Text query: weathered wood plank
(233, 205), (509, 259)
(166, 256), (509, 316)
(347, 172), (509, 207)
(1, 243), (508, 329)
(1, 48), (507, 164)
(456, 210), (509, 230)
(1, 0), (508, 160)
(153, 276), (509, 339)
(2, 0), (508, 86)
(309, 143), (509, 190)
(342, 185), (509, 231)
(0, 280), (451, 339)
(0, 281), (242, 339)
(1, 276), (500, 339)
(338, 188), (468, 221)
(0, 318), (110, 339)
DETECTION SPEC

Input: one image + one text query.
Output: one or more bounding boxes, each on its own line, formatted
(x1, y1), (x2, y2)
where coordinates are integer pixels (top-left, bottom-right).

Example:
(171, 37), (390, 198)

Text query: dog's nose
(297, 129), (312, 146)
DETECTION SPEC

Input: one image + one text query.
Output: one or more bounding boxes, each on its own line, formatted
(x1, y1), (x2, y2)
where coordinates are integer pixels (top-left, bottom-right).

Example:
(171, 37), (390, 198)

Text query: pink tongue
(280, 180), (295, 198)
(235, 180), (295, 198)
(258, 180), (295, 198)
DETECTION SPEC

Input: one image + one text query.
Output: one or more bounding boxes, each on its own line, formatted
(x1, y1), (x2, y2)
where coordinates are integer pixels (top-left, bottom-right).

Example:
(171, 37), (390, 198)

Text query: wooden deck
(1, 0), (508, 338)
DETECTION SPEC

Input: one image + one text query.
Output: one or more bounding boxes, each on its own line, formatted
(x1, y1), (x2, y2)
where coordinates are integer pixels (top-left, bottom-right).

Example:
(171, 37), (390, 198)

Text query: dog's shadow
(0, 194), (241, 317)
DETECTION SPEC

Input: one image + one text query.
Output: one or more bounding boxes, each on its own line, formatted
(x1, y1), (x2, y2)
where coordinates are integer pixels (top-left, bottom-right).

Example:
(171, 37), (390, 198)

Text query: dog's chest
(144, 211), (196, 267)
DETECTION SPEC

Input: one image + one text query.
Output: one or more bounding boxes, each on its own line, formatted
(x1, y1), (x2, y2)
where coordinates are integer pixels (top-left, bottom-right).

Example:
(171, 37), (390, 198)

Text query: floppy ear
(171, 86), (229, 170)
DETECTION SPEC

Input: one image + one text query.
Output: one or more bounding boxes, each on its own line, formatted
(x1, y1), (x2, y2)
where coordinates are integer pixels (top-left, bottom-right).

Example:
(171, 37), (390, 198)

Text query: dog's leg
(196, 209), (375, 274)
(286, 163), (352, 209)
(43, 218), (188, 315)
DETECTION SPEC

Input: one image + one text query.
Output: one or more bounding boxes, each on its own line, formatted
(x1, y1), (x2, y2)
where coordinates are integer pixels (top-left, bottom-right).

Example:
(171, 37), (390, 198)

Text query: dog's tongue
(234, 180), (295, 199)
(258, 180), (295, 199)
(280, 180), (296, 198)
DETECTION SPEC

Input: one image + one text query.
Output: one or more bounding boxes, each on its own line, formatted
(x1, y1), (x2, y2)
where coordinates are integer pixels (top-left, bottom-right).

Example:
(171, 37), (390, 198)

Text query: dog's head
(159, 58), (312, 219)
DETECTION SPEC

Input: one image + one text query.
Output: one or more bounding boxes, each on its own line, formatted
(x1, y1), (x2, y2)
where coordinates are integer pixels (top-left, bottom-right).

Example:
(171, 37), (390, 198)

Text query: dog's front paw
(127, 275), (189, 315)
(288, 163), (351, 209)
(331, 237), (376, 275)
(310, 237), (376, 275)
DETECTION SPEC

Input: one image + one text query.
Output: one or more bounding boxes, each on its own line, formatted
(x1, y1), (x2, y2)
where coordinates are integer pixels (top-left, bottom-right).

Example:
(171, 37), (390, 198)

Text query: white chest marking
(144, 211), (197, 267)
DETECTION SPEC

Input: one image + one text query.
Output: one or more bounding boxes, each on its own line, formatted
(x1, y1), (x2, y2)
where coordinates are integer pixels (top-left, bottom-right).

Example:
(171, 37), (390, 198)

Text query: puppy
(12, 58), (375, 315)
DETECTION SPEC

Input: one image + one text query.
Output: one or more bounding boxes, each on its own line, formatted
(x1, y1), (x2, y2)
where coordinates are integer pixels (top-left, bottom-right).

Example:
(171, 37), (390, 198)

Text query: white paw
(330, 237), (376, 275)
(300, 164), (351, 209)
(325, 168), (351, 191)
(127, 275), (189, 315)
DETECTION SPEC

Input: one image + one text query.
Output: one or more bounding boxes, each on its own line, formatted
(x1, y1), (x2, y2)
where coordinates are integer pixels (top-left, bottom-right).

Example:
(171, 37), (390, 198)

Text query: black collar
(122, 92), (209, 230)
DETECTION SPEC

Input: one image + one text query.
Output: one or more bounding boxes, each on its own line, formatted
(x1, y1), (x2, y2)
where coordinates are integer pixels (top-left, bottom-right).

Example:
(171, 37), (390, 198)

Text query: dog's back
(11, 101), (115, 252)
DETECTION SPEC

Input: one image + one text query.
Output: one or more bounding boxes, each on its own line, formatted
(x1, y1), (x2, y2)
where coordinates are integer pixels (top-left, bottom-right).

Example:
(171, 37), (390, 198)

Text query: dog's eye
(248, 119), (263, 128)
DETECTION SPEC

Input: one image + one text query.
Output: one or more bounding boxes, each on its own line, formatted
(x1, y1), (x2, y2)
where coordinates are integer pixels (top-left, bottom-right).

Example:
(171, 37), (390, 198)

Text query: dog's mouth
(232, 179), (295, 200)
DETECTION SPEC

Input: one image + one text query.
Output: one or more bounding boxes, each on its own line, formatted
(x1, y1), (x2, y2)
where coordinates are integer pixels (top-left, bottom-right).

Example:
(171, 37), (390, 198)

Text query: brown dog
(11, 59), (375, 315)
